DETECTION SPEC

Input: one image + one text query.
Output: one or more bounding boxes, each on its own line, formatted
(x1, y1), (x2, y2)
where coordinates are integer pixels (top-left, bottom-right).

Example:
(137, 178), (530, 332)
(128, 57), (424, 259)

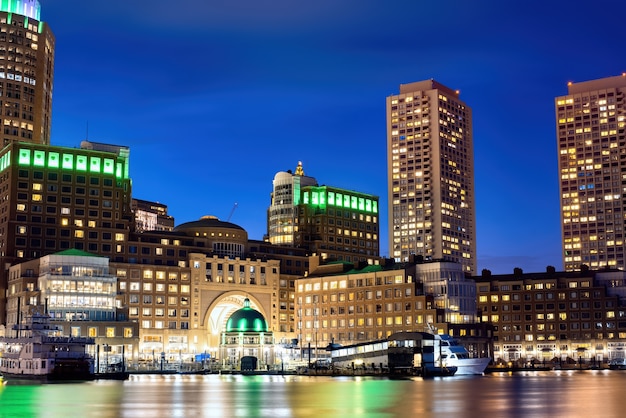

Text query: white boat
(0, 312), (95, 382)
(434, 333), (491, 375)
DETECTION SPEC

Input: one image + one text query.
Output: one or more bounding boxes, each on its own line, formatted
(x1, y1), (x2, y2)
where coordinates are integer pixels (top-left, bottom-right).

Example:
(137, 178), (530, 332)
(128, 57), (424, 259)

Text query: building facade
(0, 140), (133, 321)
(555, 74), (626, 271)
(267, 161), (317, 246)
(386, 80), (476, 274)
(296, 185), (379, 264)
(295, 257), (483, 351)
(268, 162), (380, 265)
(0, 0), (55, 146)
(4, 249), (140, 367)
(475, 267), (626, 364)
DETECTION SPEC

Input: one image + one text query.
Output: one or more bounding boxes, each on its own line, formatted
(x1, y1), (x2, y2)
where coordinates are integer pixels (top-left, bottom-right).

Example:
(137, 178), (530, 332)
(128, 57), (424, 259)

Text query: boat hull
(450, 358), (491, 375)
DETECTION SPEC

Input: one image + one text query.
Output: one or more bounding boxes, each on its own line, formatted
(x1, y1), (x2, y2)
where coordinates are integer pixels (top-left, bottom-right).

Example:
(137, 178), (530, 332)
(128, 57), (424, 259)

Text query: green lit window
(33, 150), (45, 167)
(90, 157), (101, 173)
(303, 191), (309, 204)
(373, 201), (378, 213)
(336, 193), (343, 207)
(76, 155), (87, 171)
(358, 198), (365, 211)
(0, 150), (10, 171)
(62, 154), (73, 170)
(48, 152), (59, 168)
(344, 195), (350, 207)
(116, 162), (123, 179)
(319, 191), (326, 205)
(365, 199), (372, 212)
(328, 192), (335, 205)
(351, 196), (357, 209)
(311, 191), (319, 205)
(103, 158), (114, 174)
(18, 149), (30, 166)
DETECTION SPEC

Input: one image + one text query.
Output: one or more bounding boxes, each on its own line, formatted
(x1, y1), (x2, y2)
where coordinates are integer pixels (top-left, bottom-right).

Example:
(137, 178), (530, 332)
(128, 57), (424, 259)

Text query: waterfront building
(295, 256), (484, 352)
(4, 249), (139, 367)
(555, 74), (626, 271)
(386, 80), (476, 274)
(475, 267), (626, 364)
(132, 198), (174, 232)
(296, 256), (440, 350)
(248, 239), (310, 338)
(0, 0), (55, 146)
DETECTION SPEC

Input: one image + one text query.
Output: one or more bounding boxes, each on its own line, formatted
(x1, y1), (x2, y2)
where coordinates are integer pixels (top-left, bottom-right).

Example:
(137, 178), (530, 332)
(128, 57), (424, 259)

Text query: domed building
(220, 298), (274, 371)
(174, 215), (248, 258)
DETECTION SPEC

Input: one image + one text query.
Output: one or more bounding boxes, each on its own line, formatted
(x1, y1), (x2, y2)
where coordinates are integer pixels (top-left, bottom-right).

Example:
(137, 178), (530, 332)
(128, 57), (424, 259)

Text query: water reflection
(0, 371), (625, 417)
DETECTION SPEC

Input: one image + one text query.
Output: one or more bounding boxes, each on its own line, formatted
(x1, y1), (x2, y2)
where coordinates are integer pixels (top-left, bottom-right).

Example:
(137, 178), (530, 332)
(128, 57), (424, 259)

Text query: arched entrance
(202, 292), (268, 363)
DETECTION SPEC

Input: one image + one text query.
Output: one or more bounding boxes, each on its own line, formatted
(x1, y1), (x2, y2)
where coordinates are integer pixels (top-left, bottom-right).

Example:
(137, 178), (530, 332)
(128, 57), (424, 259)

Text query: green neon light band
(0, 1), (41, 21)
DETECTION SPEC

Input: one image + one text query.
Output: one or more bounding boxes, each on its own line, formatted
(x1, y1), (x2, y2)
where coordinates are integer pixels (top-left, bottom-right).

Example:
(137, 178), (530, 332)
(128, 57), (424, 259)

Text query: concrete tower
(386, 80), (476, 274)
(556, 74), (626, 271)
(0, 0), (55, 145)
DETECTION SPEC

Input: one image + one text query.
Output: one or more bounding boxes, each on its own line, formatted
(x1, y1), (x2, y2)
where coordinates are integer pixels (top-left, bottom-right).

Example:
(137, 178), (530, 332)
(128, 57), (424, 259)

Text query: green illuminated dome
(225, 298), (268, 333)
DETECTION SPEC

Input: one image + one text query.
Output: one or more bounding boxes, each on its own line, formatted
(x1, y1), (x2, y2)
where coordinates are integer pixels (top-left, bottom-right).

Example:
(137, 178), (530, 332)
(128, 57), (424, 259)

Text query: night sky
(40, 0), (626, 274)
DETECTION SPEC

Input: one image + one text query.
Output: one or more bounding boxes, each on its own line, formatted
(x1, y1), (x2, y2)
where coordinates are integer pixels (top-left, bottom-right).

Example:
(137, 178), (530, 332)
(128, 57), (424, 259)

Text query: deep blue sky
(40, 0), (626, 274)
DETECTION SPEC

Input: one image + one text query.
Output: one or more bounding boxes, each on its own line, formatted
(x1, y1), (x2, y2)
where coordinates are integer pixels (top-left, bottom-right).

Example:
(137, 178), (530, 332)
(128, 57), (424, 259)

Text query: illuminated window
(115, 233), (125, 241)
(106, 327), (115, 338)
(75, 230), (84, 238)
(62, 154), (73, 169)
(76, 155), (87, 171)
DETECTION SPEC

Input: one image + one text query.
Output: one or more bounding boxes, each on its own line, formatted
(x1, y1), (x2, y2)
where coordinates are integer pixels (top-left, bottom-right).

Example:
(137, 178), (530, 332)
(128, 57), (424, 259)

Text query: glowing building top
(0, 0), (41, 20)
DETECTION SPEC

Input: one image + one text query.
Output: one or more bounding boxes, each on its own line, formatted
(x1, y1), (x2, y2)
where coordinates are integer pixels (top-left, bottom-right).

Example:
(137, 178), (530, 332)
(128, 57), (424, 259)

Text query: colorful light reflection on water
(1, 371), (626, 417)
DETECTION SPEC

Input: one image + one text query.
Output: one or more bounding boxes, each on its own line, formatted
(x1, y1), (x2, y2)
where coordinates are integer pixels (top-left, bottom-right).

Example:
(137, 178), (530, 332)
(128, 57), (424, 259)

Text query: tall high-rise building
(386, 80), (476, 274)
(0, 1), (55, 145)
(556, 74), (626, 271)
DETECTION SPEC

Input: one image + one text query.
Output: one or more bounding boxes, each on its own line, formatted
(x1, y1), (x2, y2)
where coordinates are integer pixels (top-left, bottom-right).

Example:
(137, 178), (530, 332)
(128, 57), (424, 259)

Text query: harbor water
(1, 370), (625, 417)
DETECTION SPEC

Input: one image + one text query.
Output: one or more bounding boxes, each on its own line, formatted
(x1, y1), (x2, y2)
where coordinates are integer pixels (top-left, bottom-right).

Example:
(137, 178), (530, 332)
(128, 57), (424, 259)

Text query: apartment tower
(386, 80), (476, 274)
(0, 0), (55, 145)
(556, 74), (626, 271)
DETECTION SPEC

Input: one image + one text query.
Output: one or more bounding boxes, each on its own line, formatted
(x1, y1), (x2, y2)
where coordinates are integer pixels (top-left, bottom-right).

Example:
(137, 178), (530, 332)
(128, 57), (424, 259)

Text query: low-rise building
(475, 267), (626, 364)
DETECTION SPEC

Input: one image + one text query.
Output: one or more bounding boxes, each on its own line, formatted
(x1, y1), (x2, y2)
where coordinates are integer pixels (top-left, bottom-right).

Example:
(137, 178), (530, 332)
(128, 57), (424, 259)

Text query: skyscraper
(556, 74), (626, 271)
(0, 1), (55, 145)
(386, 80), (476, 274)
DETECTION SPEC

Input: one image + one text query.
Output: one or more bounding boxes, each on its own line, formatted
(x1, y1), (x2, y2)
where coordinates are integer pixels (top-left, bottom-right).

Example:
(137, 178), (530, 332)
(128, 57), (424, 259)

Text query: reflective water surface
(1, 370), (625, 417)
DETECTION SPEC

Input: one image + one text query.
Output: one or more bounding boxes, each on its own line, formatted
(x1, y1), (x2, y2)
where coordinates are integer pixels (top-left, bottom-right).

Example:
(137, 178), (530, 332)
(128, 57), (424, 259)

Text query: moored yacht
(434, 333), (491, 375)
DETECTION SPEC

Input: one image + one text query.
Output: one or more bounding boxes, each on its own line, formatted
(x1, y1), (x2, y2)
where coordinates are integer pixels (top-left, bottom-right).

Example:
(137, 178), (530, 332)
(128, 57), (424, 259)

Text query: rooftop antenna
(227, 202), (238, 222)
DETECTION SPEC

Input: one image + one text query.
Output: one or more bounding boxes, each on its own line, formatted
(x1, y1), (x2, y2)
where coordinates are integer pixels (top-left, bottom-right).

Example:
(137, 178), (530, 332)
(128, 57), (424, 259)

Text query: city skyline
(41, 0), (626, 274)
